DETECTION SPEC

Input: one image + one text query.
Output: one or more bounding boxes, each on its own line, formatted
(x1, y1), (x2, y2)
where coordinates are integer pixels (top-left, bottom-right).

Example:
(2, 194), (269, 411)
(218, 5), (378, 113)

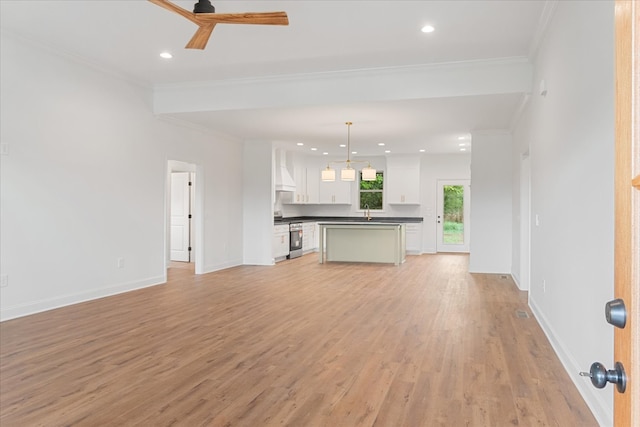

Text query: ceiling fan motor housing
(194, 0), (215, 14)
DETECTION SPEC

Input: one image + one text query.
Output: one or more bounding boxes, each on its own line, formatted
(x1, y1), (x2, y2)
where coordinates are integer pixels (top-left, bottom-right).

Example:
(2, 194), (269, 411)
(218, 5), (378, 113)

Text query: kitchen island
(318, 222), (406, 265)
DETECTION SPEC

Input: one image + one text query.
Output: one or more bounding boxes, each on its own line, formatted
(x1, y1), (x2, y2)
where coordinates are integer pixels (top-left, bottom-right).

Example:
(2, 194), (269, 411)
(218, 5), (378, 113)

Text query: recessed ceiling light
(323, 152), (329, 155)
(421, 25), (435, 33)
(311, 147), (317, 151)
(297, 142), (304, 146)
(419, 149), (426, 152)
(459, 143), (467, 147)
(339, 144), (346, 148)
(460, 148), (467, 151)
(378, 143), (385, 146)
(385, 150), (391, 153)
(159, 52), (173, 59)
(351, 151), (357, 155)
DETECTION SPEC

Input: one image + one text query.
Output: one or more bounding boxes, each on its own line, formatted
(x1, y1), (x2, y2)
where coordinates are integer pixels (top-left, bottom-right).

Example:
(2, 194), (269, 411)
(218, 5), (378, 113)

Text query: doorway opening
(167, 160), (203, 274)
(436, 180), (471, 253)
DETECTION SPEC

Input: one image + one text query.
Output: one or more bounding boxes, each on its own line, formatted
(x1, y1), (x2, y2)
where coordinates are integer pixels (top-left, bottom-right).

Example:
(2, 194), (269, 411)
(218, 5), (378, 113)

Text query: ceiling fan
(148, 0), (289, 50)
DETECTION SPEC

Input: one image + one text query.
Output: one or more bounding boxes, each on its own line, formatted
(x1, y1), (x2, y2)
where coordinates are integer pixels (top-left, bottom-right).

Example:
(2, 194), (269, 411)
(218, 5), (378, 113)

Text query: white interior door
(436, 180), (470, 253)
(170, 172), (191, 262)
(189, 173), (196, 261)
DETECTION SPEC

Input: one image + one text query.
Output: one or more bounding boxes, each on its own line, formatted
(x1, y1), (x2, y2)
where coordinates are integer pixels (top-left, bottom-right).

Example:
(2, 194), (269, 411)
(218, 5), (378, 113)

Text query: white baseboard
(529, 297), (612, 427)
(0, 275), (166, 322)
(512, 271), (521, 287)
(202, 259), (243, 274)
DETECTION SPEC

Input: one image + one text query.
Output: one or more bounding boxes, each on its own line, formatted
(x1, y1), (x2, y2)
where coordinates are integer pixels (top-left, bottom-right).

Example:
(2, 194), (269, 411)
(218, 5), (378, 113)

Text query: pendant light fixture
(321, 122), (377, 182)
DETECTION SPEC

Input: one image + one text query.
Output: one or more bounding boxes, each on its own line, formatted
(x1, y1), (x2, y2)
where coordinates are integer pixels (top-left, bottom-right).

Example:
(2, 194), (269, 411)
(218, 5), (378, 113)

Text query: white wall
(511, 1), (615, 424)
(0, 34), (244, 320)
(511, 102), (532, 290)
(242, 141), (275, 265)
(469, 131), (513, 273)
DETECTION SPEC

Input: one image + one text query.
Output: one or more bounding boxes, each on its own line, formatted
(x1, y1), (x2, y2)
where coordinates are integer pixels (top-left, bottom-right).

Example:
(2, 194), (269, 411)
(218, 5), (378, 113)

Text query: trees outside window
(443, 185), (464, 244)
(360, 172), (383, 209)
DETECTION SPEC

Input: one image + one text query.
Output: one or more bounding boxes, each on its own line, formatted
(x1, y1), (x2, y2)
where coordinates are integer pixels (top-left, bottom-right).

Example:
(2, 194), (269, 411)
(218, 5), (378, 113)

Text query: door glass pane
(443, 185), (464, 244)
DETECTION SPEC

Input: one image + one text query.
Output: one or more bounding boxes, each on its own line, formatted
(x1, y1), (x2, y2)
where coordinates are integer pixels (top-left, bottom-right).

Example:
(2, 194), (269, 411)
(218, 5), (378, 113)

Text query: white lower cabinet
(302, 222), (318, 252)
(405, 223), (423, 254)
(273, 224), (290, 260)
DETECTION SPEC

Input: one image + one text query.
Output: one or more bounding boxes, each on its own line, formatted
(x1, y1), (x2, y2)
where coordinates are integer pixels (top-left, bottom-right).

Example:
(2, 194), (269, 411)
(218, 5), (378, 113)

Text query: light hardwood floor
(0, 254), (596, 426)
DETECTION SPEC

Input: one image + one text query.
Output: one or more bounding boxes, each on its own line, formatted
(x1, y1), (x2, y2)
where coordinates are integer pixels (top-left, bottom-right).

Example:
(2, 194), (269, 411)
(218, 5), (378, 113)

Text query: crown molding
(152, 56), (532, 91)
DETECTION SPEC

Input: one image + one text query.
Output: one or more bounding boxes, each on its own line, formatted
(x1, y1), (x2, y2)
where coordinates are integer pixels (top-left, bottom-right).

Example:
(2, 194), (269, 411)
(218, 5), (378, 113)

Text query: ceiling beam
(153, 57), (533, 115)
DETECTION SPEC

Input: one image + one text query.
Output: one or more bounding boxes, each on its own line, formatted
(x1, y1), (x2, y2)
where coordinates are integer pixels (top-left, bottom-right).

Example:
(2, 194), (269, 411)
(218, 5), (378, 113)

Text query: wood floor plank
(0, 254), (597, 426)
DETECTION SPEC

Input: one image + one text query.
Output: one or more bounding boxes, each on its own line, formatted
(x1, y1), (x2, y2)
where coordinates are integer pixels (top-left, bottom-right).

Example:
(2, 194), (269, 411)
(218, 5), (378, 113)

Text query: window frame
(358, 171), (384, 210)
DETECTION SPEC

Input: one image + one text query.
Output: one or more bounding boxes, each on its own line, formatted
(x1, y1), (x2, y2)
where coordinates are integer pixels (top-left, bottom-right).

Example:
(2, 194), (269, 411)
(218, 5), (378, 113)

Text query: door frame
(613, 1), (638, 425)
(166, 160), (204, 274)
(436, 179), (471, 253)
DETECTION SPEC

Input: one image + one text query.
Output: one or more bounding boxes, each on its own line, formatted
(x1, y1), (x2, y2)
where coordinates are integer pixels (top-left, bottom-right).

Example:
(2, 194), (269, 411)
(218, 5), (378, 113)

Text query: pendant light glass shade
(320, 121), (375, 183)
(321, 166), (336, 182)
(362, 163), (376, 181)
(341, 166), (356, 181)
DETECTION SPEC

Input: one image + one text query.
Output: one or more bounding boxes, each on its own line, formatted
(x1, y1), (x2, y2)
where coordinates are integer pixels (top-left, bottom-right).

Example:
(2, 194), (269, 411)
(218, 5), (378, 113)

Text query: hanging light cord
(327, 121), (368, 167)
(345, 121), (352, 167)
(321, 121), (376, 182)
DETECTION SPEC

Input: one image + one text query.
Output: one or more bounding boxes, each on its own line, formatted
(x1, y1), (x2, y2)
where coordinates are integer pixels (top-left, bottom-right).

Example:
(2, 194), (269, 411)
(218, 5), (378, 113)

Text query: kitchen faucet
(364, 204), (372, 221)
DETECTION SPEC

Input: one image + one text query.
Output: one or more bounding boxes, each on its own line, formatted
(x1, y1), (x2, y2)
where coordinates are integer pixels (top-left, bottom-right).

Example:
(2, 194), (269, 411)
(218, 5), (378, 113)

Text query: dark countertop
(274, 216), (423, 225)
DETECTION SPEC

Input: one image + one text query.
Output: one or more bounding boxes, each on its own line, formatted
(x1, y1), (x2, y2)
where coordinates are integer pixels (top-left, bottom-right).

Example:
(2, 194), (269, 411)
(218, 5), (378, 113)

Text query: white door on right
(170, 172), (191, 262)
(436, 180), (470, 253)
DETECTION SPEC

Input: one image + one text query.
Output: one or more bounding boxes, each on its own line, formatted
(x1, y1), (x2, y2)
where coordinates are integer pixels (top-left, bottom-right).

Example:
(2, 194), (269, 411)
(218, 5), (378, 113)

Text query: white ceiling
(0, 0), (549, 156)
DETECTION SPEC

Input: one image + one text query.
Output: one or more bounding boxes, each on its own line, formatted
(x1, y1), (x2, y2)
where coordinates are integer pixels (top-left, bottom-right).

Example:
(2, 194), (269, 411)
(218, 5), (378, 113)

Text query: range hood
(275, 149), (296, 192)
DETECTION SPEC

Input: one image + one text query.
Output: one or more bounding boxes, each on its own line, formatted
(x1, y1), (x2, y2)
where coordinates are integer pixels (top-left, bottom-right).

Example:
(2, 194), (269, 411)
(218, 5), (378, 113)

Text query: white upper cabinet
(290, 166), (319, 204)
(284, 153), (352, 205)
(305, 167), (319, 204)
(319, 179), (352, 204)
(386, 156), (421, 204)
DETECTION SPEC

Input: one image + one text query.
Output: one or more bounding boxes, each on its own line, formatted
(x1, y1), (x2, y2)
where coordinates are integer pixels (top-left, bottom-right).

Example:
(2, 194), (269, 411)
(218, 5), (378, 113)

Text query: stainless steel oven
(288, 222), (303, 259)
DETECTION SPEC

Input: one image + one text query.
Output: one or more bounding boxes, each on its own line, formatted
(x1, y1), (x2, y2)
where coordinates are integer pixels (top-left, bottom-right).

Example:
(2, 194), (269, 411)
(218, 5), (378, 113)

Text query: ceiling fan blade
(185, 23), (216, 50)
(148, 1), (288, 50)
(196, 12), (289, 26)
(148, 0), (199, 25)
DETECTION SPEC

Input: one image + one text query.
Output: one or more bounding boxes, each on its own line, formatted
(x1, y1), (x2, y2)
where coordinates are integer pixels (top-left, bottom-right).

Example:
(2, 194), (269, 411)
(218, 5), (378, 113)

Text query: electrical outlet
(0, 275), (8, 288)
(117, 257), (125, 268)
(535, 214), (540, 227)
